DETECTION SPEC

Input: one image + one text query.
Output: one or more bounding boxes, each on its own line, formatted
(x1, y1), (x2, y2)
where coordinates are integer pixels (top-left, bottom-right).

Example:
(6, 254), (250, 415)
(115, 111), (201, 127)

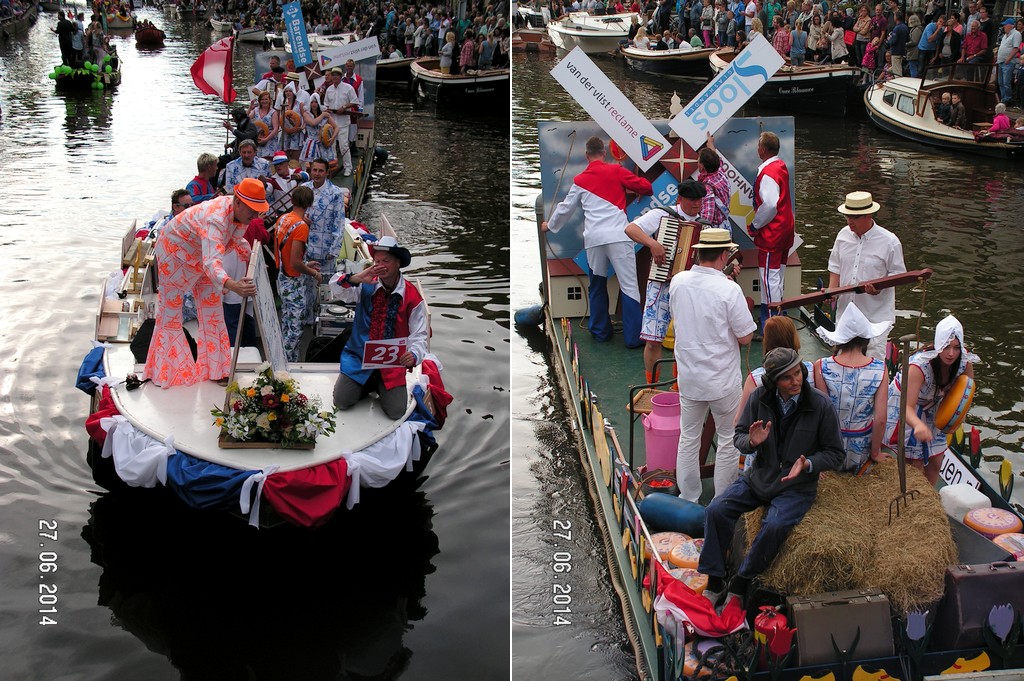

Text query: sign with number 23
(362, 338), (408, 369)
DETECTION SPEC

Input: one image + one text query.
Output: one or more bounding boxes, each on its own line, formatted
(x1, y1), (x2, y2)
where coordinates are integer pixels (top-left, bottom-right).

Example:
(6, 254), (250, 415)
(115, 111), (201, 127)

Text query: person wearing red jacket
(542, 136), (654, 347)
(749, 131), (794, 338)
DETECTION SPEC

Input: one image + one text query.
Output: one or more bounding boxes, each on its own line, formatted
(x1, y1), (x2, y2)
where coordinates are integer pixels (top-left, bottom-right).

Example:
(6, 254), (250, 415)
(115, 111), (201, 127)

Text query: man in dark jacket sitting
(699, 347), (845, 608)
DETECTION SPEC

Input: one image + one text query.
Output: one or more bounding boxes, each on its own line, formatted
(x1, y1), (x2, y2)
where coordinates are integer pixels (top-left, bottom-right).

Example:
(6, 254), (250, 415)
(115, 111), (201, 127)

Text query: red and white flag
(190, 36), (237, 103)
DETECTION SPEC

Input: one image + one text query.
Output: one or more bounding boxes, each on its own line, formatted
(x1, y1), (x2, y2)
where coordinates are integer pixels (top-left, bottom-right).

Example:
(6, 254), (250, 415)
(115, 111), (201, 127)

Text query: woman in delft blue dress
(279, 87), (304, 162)
(299, 93), (337, 171)
(884, 314), (978, 485)
(251, 90), (281, 161)
(813, 303), (892, 474)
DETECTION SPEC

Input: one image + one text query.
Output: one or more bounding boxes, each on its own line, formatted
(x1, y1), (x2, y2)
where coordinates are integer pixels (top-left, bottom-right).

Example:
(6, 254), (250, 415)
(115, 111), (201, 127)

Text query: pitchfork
(889, 333), (921, 524)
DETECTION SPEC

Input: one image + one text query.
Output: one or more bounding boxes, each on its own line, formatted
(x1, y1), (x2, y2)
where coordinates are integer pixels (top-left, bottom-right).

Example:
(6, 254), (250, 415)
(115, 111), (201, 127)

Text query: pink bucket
(642, 392), (681, 471)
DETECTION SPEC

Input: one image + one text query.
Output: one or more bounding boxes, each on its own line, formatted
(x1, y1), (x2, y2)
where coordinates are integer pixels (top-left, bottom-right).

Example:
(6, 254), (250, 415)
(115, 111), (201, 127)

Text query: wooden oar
(889, 333), (921, 524)
(769, 268), (933, 312)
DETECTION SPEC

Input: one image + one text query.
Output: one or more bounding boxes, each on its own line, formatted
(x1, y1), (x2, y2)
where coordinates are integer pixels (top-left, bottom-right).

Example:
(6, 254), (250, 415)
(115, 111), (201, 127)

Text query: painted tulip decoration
(765, 623), (797, 681)
(969, 426), (982, 468)
(900, 610), (930, 681)
(983, 603), (1021, 668)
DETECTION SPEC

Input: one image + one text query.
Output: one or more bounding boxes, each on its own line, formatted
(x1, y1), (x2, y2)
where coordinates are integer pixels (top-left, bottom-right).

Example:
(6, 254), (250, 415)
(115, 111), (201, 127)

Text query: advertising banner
(282, 2), (313, 67)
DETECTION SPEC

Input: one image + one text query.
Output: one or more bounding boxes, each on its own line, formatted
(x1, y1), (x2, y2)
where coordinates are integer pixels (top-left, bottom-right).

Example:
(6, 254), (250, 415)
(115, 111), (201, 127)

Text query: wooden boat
(546, 11), (638, 53)
(710, 47), (863, 117)
(0, 2), (38, 41)
(511, 28), (556, 54)
(376, 55), (415, 83)
(175, 5), (208, 21)
(864, 62), (1024, 159)
(54, 48), (122, 90)
(105, 12), (135, 29)
(622, 44), (715, 79)
(82, 211), (448, 529)
(134, 24), (165, 47)
(410, 57), (510, 106)
(527, 111), (1024, 680)
(234, 25), (265, 43)
(208, 17), (233, 33)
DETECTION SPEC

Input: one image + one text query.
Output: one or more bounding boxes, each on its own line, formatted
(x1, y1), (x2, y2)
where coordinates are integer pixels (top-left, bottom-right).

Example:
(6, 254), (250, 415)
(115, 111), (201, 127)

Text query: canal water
(511, 51), (1024, 678)
(0, 8), (509, 680)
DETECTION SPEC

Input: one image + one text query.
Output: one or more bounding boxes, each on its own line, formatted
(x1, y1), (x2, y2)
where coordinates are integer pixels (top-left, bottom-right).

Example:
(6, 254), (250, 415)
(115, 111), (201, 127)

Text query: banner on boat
(318, 37), (383, 72)
(669, 33), (785, 150)
(282, 1), (313, 67)
(550, 47), (669, 172)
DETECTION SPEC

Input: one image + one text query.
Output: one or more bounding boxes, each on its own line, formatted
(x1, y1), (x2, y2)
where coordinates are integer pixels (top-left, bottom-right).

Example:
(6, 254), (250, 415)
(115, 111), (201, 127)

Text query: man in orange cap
(143, 178), (267, 387)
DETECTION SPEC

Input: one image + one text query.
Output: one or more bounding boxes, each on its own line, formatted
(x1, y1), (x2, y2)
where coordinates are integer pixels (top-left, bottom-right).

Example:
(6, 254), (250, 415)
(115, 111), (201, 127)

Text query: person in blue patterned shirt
(300, 158), (348, 323)
(224, 139), (270, 194)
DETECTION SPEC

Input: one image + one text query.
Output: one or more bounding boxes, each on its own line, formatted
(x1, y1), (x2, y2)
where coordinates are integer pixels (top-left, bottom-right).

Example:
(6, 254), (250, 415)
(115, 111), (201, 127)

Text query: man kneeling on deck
(329, 237), (428, 419)
(699, 348), (845, 608)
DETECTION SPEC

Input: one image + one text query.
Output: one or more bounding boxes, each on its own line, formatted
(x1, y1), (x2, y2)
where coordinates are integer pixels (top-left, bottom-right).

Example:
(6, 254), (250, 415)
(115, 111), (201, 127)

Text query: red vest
(752, 158), (795, 263)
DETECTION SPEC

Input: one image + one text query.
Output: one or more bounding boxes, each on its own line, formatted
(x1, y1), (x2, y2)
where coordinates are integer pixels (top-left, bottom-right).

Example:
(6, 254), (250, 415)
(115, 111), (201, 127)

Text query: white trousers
(676, 387), (742, 503)
(587, 241), (640, 304)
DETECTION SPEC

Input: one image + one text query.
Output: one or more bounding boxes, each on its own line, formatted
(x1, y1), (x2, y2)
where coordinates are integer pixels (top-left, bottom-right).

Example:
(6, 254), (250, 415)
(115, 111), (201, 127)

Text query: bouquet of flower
(211, 363), (337, 448)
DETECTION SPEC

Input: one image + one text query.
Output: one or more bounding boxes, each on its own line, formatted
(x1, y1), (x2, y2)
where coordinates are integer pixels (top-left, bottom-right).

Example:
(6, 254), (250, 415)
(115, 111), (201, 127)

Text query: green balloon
(104, 54), (111, 63)
(48, 72), (57, 79)
(84, 60), (93, 69)
(97, 82), (104, 90)
(105, 65), (112, 73)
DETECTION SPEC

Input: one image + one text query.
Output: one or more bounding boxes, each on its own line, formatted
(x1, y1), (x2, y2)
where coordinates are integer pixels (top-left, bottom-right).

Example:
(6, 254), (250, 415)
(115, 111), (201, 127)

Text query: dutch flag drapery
(190, 36), (237, 103)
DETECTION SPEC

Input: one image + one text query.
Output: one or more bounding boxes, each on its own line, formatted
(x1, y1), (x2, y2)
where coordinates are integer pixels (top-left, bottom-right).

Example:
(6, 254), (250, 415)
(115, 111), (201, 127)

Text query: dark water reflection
(511, 51), (1024, 678)
(0, 8), (508, 680)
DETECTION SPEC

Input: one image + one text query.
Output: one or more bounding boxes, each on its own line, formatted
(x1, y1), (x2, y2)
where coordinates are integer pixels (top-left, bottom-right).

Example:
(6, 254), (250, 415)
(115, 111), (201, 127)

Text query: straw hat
(837, 191), (881, 215)
(691, 228), (737, 249)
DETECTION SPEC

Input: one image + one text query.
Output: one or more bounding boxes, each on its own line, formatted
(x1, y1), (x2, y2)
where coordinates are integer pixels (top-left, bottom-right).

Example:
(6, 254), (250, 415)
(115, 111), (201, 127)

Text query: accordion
(648, 215), (700, 283)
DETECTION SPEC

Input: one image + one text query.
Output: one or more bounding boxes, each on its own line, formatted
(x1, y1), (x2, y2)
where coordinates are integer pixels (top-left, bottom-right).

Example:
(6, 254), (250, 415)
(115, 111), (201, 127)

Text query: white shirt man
(322, 68), (359, 176)
(669, 228), (756, 502)
(745, 0), (757, 31)
(828, 191), (907, 360)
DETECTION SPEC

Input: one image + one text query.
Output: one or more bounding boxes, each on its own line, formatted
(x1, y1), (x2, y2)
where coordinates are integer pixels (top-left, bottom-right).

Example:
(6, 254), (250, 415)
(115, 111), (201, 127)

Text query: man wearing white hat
(828, 190), (906, 361)
(323, 67), (359, 176)
(668, 228), (756, 503)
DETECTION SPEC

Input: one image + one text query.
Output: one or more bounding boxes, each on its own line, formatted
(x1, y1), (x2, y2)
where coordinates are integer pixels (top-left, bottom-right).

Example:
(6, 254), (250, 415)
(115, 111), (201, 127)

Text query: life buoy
(320, 121), (335, 147)
(254, 120), (270, 141)
(934, 374), (976, 434)
(283, 110), (302, 134)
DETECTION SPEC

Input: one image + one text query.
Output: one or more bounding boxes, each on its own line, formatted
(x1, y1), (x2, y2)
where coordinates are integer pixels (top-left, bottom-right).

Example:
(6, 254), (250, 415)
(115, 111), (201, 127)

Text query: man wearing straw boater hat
(668, 228), (756, 504)
(828, 190), (906, 361)
(699, 346), (845, 609)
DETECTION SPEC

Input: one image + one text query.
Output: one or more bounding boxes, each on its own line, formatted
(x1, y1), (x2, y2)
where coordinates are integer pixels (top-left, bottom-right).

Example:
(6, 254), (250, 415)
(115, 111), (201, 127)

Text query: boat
(545, 11), (638, 53)
(53, 46), (122, 90)
(39, 1), (61, 12)
(511, 27), (557, 54)
(234, 25), (265, 43)
(527, 110), (1024, 680)
(622, 44), (715, 79)
(864, 62), (1024, 158)
(81, 211), (449, 529)
(376, 55), (415, 83)
(409, 57), (510, 105)
(710, 47), (863, 117)
(208, 17), (233, 33)
(175, 4), (208, 21)
(105, 12), (136, 29)
(517, 3), (550, 28)
(134, 23), (165, 47)
(0, 1), (38, 41)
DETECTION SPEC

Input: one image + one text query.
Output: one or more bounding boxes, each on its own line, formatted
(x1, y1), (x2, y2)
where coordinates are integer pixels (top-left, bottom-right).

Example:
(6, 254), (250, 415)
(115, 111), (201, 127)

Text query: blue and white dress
(884, 352), (971, 461)
(819, 356), (886, 471)
(300, 115), (336, 165)
(253, 107), (280, 158)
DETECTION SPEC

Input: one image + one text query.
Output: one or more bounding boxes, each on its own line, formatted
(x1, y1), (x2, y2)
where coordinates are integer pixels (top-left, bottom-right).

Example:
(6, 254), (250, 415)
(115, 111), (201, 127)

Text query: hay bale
(743, 459), (957, 615)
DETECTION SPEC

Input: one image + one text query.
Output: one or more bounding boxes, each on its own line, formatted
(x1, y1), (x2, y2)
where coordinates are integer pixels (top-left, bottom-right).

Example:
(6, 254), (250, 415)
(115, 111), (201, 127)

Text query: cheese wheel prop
(993, 533), (1024, 560)
(645, 531), (690, 560)
(964, 507), (1023, 539)
(935, 374), (975, 434)
(668, 567), (708, 594)
(668, 539), (701, 569)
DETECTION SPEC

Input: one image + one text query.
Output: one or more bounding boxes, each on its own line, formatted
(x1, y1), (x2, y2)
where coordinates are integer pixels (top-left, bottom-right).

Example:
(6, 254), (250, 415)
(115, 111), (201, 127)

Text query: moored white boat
(864, 63), (1024, 158)
(208, 17), (233, 33)
(622, 44), (715, 79)
(376, 55), (415, 83)
(234, 25), (265, 43)
(709, 47), (862, 116)
(546, 11), (637, 53)
(105, 12), (136, 29)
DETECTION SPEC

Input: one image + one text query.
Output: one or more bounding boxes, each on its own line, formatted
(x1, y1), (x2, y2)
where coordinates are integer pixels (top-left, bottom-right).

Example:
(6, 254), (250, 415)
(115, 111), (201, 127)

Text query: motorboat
(864, 62), (1024, 158)
(208, 17), (233, 33)
(545, 11), (638, 54)
(621, 44), (715, 79)
(135, 23), (166, 47)
(376, 55), (415, 83)
(409, 57), (510, 105)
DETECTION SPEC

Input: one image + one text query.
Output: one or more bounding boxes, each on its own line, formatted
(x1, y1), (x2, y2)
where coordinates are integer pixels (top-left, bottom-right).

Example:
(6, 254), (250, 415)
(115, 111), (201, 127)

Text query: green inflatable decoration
(48, 72), (57, 79)
(104, 55), (111, 63)
(84, 60), (93, 69)
(105, 65), (112, 73)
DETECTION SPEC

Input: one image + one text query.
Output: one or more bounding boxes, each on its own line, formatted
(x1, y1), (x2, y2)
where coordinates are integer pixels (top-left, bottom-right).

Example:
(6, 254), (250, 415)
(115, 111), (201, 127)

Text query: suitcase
(786, 589), (894, 666)
(933, 561), (1024, 650)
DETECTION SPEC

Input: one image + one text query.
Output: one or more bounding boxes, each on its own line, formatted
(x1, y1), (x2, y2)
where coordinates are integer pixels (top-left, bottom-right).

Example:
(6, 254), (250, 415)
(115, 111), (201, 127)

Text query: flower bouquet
(212, 363), (337, 449)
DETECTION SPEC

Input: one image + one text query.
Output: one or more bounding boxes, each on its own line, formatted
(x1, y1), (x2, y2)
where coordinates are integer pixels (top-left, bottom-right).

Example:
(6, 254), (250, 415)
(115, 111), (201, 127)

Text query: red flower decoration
(766, 624), (797, 660)
(233, 400), (243, 412)
(262, 395), (279, 409)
